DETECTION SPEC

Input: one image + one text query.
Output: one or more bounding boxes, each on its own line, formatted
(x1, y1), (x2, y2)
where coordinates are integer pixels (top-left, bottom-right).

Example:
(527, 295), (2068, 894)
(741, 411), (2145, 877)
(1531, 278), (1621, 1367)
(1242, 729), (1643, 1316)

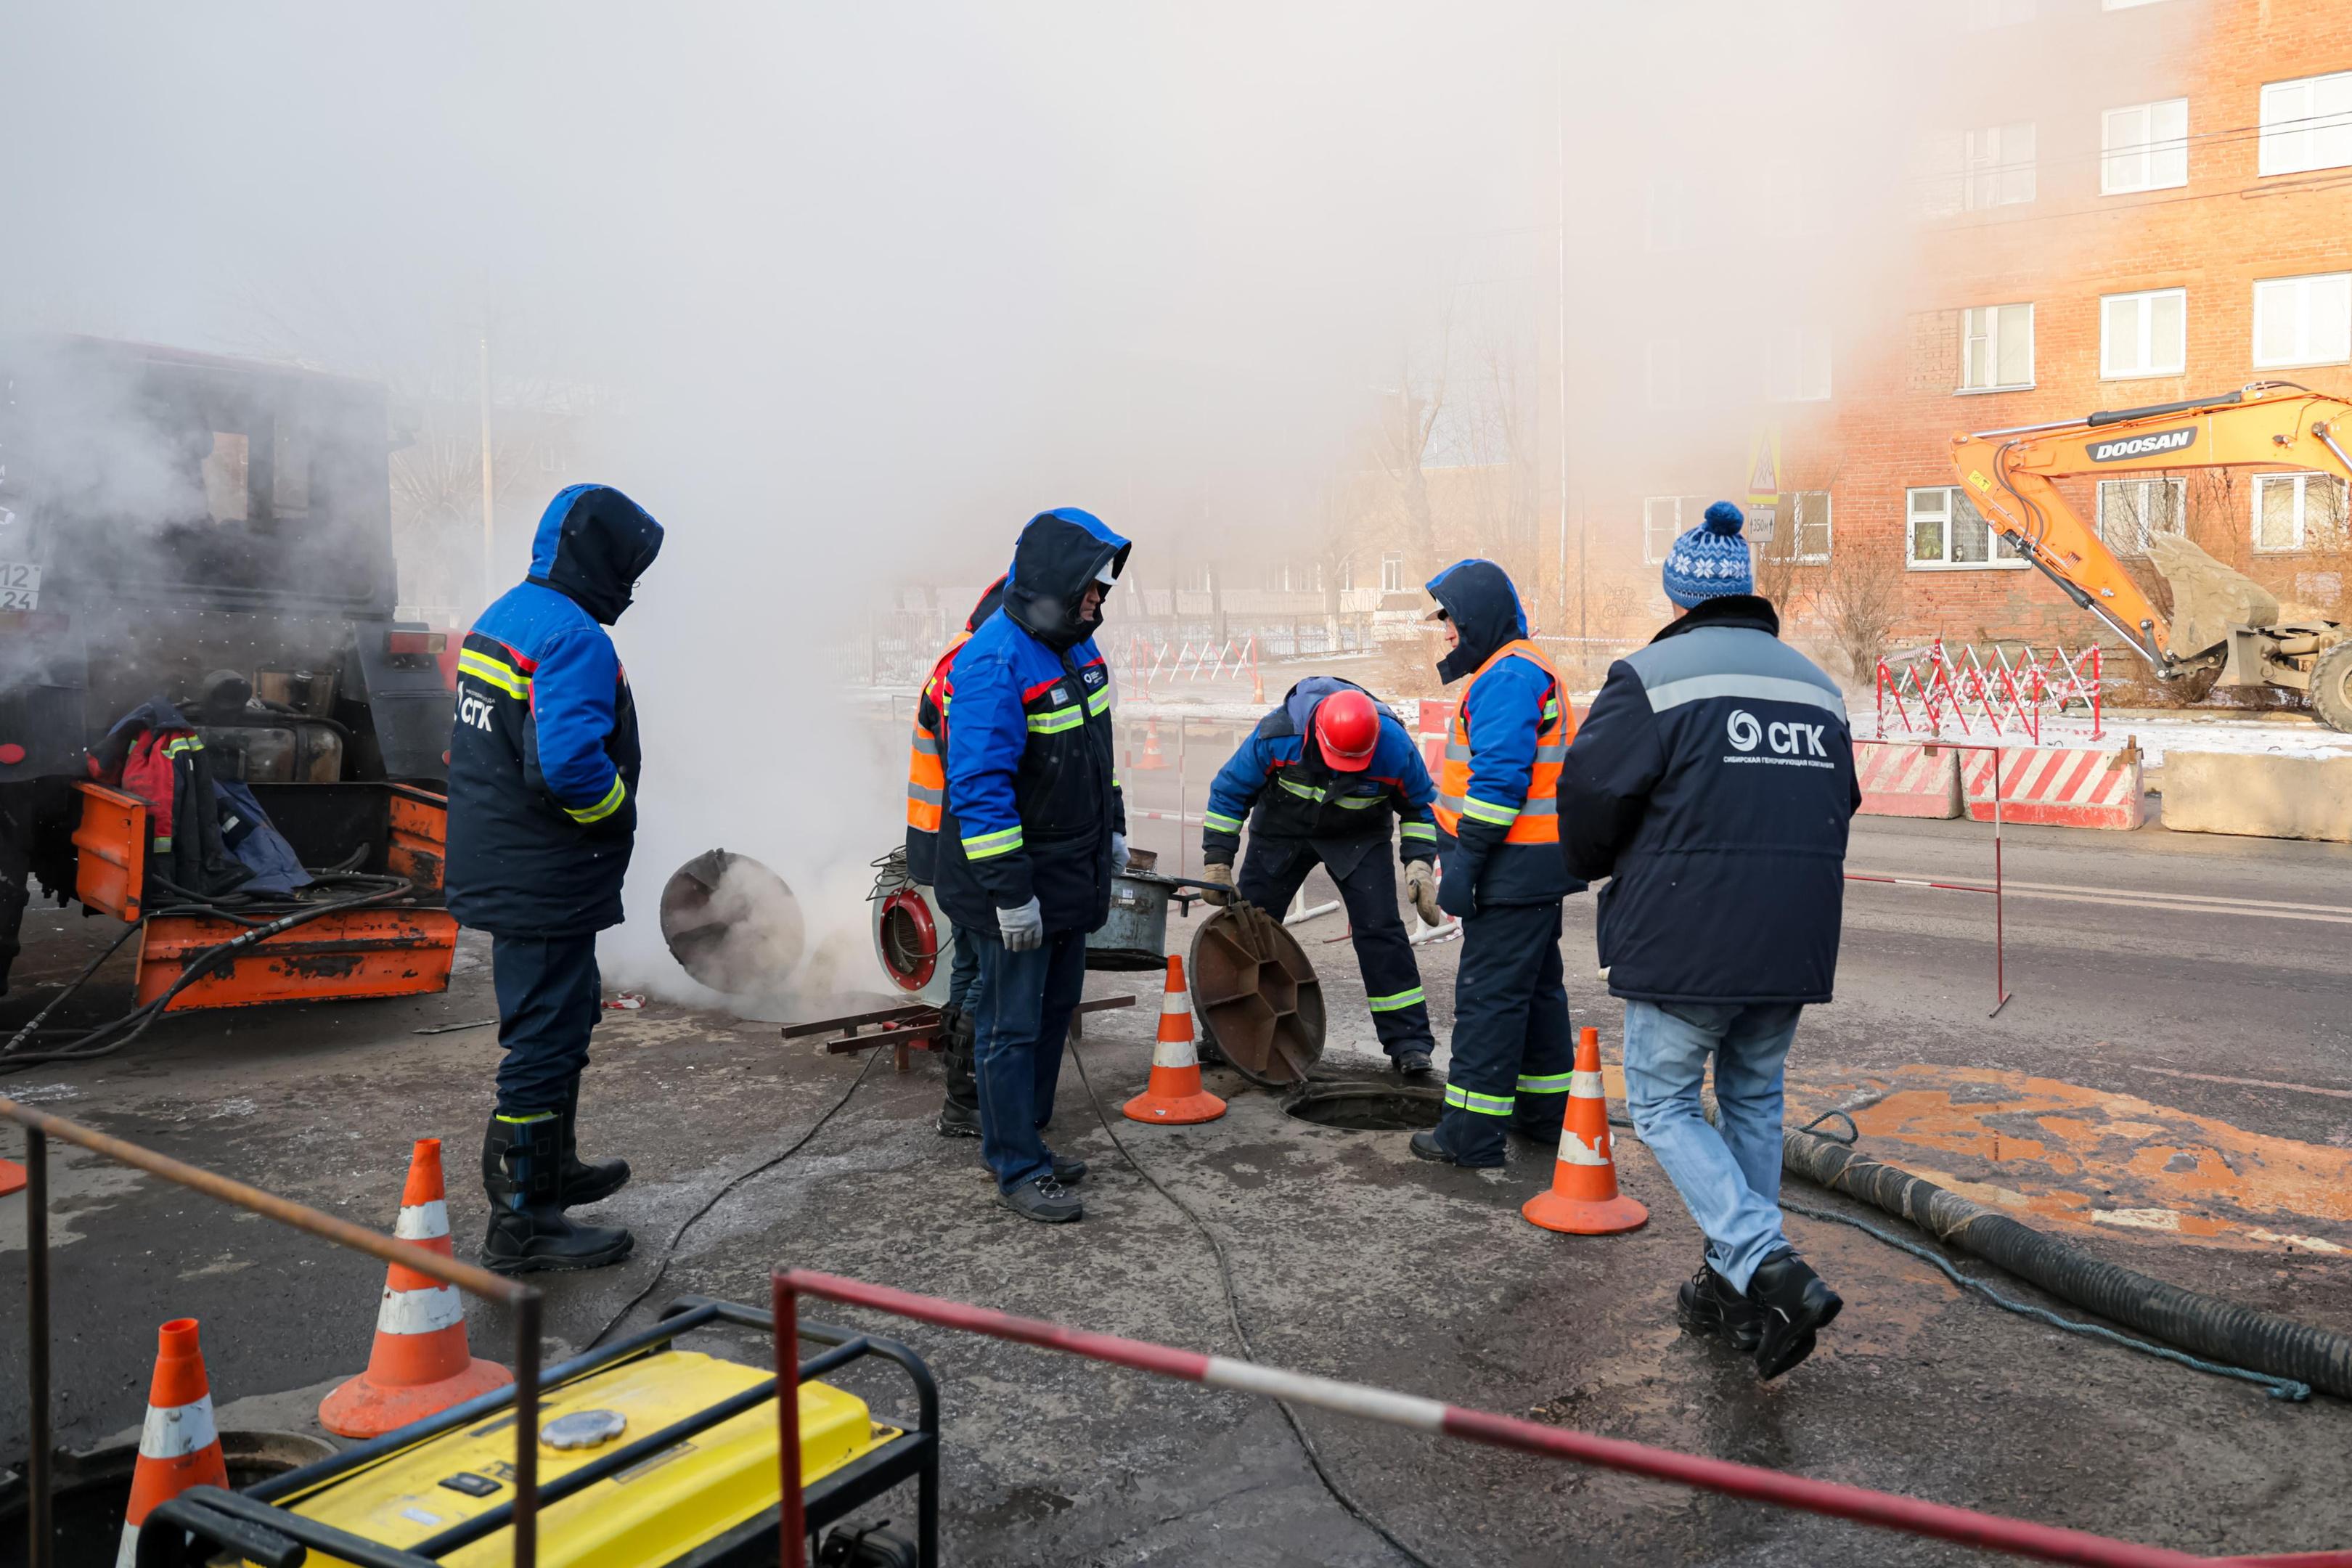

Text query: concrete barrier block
(2162, 751), (2352, 843)
(1962, 746), (2144, 830)
(1853, 740), (1961, 819)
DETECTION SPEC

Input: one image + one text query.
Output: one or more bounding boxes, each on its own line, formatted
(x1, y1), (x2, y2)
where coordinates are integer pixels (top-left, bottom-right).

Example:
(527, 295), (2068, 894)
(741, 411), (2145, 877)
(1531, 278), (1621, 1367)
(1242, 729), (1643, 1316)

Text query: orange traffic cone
(1123, 955), (1226, 1124)
(1134, 715), (1169, 771)
(117, 1318), (229, 1568)
(319, 1138), (511, 1438)
(0, 1158), (23, 1197)
(1522, 1026), (1649, 1235)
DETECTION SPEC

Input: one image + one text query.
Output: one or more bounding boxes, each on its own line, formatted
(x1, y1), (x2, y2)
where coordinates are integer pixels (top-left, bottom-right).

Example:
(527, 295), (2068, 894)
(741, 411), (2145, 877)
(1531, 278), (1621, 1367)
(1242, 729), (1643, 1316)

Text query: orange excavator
(1948, 383), (2352, 730)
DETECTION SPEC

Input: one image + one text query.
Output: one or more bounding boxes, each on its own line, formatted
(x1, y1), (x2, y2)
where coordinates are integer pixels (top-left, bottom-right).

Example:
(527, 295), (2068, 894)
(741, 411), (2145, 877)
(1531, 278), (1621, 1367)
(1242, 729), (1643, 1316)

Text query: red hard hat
(1314, 689), (1380, 772)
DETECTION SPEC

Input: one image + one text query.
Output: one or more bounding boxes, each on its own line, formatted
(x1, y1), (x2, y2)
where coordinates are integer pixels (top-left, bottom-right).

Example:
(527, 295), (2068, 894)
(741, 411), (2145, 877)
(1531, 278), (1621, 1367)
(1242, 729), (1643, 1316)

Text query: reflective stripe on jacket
(905, 630), (969, 836)
(1434, 639), (1571, 844)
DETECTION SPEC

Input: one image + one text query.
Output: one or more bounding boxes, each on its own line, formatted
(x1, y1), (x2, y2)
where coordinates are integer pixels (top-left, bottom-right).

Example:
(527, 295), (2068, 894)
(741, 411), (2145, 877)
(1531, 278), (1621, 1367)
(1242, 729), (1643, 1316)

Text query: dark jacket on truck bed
(446, 485), (663, 936)
(1556, 595), (1860, 1005)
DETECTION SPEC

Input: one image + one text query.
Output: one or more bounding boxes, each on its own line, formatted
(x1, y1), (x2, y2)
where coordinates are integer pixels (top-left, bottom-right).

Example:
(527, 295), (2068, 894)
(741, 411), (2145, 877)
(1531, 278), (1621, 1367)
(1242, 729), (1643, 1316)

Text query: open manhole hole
(1284, 1082), (1445, 1132)
(0, 1429), (334, 1568)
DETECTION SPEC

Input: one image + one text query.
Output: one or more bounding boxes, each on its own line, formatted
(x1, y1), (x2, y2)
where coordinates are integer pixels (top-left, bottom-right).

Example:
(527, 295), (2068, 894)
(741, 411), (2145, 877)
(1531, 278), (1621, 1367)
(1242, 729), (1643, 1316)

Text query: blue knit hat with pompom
(1662, 501), (1753, 608)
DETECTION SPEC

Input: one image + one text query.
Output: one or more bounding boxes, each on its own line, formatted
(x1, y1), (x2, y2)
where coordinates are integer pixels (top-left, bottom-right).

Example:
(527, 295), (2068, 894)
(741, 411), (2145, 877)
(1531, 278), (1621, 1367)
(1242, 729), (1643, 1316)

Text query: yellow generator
(128, 1297), (935, 1568)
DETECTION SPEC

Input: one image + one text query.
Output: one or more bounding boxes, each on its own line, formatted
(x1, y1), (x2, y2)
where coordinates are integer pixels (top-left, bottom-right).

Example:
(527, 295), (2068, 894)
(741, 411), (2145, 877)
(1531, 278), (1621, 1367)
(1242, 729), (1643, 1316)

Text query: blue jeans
(1621, 1000), (1803, 1293)
(947, 923), (982, 1013)
(969, 926), (1087, 1191)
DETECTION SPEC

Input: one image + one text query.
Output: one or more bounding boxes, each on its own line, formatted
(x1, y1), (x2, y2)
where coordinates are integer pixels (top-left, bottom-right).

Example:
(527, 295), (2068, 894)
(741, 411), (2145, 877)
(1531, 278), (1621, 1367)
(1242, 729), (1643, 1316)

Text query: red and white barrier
(1853, 741), (1961, 820)
(1416, 699), (1453, 777)
(1962, 746), (2143, 831)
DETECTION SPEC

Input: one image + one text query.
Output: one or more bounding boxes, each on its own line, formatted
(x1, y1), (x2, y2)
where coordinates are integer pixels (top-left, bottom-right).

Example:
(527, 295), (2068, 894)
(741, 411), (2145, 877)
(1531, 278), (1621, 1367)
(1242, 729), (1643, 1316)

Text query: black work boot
(559, 1080), (630, 1208)
(937, 1005), (981, 1138)
(999, 1172), (1083, 1223)
(1395, 1045), (1434, 1079)
(1048, 1151), (1087, 1184)
(1676, 1257), (1764, 1352)
(482, 1113), (635, 1275)
(1747, 1249), (1843, 1379)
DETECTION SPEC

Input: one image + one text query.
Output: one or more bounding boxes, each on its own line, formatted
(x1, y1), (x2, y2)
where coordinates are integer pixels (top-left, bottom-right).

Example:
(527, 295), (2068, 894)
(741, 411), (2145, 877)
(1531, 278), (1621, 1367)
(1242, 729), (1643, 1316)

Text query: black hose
(1783, 1127), (2352, 1400)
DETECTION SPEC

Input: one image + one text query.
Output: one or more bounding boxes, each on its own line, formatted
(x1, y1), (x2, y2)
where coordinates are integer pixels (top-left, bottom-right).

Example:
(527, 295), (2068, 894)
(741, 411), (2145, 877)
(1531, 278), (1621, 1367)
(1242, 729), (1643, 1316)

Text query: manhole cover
(1285, 1082), (1445, 1131)
(661, 849), (804, 994)
(1189, 904), (1324, 1087)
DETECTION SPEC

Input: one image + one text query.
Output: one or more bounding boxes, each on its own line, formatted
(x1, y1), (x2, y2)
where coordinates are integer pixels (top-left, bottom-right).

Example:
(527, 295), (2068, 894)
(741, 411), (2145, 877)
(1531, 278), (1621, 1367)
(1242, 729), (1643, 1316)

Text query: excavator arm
(1948, 385), (2352, 669)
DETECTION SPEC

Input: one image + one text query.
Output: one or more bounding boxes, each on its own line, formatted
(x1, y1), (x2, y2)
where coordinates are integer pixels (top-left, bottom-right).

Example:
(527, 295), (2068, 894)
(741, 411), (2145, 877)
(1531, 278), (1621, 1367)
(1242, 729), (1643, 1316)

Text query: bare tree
(1816, 532), (1904, 684)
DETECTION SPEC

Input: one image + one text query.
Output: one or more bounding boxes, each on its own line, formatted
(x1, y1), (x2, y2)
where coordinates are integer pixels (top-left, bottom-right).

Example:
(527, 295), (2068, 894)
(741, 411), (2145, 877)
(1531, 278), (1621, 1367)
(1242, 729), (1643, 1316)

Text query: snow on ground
(1853, 707), (2352, 764)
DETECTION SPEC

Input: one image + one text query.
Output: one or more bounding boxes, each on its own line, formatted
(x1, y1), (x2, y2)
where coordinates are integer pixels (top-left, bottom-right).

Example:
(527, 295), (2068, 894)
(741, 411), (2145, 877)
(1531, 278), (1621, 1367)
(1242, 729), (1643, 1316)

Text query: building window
(2253, 273), (2352, 368)
(1642, 495), (1710, 564)
(1960, 304), (2034, 391)
(1379, 552), (1404, 594)
(1789, 491), (1832, 562)
(1644, 339), (1683, 408)
(2096, 478), (2186, 554)
(2101, 99), (2189, 193)
(2254, 473), (2350, 553)
(2100, 288), (2186, 378)
(2261, 71), (2352, 177)
(1967, 0), (2036, 27)
(1336, 555), (1355, 592)
(1964, 123), (2037, 208)
(1908, 485), (2026, 569)
(1645, 179), (1686, 253)
(1765, 327), (1832, 403)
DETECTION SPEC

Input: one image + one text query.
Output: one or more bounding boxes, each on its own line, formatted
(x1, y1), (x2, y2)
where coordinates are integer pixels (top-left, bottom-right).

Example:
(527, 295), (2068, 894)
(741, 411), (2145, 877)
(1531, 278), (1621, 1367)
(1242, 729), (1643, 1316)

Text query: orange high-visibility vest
(1432, 640), (1574, 845)
(905, 629), (973, 833)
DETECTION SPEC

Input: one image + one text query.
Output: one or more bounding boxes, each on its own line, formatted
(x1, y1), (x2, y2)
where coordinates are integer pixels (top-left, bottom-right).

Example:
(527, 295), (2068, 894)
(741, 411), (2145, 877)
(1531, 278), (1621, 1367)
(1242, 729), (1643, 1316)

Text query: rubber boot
(482, 1113), (634, 1275)
(937, 1005), (981, 1138)
(558, 1079), (630, 1208)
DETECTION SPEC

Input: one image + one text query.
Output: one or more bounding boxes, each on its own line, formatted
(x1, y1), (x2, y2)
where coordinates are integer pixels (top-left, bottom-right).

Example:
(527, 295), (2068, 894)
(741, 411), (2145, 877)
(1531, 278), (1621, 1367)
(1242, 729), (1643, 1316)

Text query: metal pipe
(775, 1273), (805, 1568)
(1964, 416), (2092, 439)
(26, 1125), (52, 1568)
(775, 1267), (2215, 1568)
(0, 1097), (526, 1304)
(512, 1292), (539, 1568)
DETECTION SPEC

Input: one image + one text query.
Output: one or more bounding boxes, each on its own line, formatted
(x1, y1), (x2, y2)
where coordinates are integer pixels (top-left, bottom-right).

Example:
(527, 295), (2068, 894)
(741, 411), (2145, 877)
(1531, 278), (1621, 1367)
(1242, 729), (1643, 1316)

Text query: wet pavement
(5, 805), (2352, 1566)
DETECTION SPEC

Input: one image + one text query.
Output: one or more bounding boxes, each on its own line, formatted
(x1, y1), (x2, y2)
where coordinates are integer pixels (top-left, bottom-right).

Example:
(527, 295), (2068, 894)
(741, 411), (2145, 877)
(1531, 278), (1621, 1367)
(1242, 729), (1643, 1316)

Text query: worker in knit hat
(1552, 497), (1862, 1381)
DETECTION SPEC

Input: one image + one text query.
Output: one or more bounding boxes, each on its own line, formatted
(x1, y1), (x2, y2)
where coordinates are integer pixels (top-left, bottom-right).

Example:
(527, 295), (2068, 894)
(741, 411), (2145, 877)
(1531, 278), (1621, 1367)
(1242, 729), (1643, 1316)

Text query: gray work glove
(1197, 862), (1234, 907)
(997, 896), (1045, 952)
(1111, 832), (1129, 873)
(1404, 861), (1443, 927)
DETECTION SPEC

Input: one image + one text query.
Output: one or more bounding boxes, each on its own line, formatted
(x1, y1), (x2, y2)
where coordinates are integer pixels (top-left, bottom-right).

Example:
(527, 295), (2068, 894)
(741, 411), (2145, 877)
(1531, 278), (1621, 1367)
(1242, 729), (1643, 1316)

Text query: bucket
(1085, 870), (1180, 971)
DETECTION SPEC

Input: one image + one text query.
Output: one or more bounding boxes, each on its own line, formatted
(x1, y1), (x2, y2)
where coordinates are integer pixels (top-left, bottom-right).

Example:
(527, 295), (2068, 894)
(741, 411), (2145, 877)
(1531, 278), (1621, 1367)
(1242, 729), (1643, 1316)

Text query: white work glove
(1111, 832), (1129, 873)
(1405, 861), (1443, 927)
(997, 897), (1045, 952)
(1197, 862), (1234, 907)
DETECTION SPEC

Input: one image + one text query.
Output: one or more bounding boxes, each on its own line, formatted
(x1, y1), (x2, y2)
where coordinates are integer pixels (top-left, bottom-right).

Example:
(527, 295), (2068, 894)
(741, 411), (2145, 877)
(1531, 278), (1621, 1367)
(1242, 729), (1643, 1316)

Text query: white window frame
(2099, 287), (2187, 379)
(1642, 495), (1710, 565)
(1789, 491), (1832, 563)
(2101, 99), (2189, 194)
(1963, 122), (2037, 208)
(2253, 272), (2352, 369)
(2096, 477), (2187, 555)
(2259, 70), (2352, 178)
(1959, 303), (2035, 392)
(1764, 325), (1832, 404)
(1379, 552), (1404, 594)
(1907, 485), (2028, 571)
(1644, 338), (1683, 409)
(2253, 473), (2350, 554)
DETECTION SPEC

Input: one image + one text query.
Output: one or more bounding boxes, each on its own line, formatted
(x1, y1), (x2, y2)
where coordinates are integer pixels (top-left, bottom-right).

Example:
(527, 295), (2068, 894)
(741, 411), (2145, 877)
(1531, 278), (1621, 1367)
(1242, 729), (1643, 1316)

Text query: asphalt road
(5, 785), (2351, 1567)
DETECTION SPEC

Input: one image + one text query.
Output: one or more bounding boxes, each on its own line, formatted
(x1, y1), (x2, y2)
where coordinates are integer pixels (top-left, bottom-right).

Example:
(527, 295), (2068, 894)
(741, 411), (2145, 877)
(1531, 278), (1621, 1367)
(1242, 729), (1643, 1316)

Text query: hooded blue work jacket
(1201, 677), (1437, 875)
(934, 508), (1130, 934)
(446, 485), (663, 936)
(1427, 560), (1582, 907)
(1556, 595), (1860, 1004)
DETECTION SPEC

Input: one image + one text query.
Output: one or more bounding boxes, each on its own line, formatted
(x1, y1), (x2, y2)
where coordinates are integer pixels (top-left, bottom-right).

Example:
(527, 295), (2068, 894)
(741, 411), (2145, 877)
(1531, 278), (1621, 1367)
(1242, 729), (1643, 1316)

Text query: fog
(0, 2), (2002, 995)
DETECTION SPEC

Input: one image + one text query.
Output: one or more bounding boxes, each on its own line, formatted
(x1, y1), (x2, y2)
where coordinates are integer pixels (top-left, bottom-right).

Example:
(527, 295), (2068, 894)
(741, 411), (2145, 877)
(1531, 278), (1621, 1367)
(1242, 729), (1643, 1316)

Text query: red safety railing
(769, 1267), (2348, 1568)
(1878, 640), (2103, 745)
(1122, 634), (1262, 701)
(1845, 739), (2012, 1017)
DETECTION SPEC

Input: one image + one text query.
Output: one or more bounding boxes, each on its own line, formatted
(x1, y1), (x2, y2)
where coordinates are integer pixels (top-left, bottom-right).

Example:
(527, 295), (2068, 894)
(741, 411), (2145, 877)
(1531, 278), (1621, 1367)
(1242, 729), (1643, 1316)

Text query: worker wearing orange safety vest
(905, 576), (1006, 1139)
(1411, 558), (1585, 1170)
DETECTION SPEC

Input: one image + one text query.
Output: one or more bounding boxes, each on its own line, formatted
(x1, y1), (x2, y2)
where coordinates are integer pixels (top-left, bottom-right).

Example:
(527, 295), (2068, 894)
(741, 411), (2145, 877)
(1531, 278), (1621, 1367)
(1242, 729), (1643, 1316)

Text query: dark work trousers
(1236, 836), (1434, 1058)
(1431, 900), (1574, 1167)
(490, 933), (602, 1115)
(943, 921), (984, 1116)
(969, 925), (1087, 1191)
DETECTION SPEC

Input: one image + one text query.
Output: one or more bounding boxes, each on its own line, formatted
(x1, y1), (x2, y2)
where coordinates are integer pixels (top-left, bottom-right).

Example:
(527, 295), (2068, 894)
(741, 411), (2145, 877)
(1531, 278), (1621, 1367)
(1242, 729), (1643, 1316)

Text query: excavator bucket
(2144, 532), (2282, 657)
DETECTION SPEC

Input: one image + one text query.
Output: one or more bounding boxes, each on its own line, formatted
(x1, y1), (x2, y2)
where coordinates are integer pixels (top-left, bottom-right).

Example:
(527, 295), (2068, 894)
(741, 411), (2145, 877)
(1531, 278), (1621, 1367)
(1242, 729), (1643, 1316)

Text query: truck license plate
(0, 563), (41, 612)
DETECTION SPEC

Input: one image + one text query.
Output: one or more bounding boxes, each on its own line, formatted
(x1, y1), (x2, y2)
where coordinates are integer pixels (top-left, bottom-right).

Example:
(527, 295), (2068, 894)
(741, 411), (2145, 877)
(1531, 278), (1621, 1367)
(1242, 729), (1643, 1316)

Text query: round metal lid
(539, 1408), (628, 1451)
(1188, 903), (1325, 1087)
(659, 849), (805, 994)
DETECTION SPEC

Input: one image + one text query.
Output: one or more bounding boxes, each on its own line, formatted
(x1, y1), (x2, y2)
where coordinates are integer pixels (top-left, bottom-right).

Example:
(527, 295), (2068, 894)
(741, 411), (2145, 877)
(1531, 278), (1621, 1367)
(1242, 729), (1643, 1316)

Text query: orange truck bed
(74, 780), (460, 1011)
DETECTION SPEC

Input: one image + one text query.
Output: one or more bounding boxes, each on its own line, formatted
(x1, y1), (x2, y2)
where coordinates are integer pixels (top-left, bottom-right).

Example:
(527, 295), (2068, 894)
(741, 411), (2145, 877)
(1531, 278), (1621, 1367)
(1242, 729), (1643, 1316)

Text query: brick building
(1559, 0), (2352, 676)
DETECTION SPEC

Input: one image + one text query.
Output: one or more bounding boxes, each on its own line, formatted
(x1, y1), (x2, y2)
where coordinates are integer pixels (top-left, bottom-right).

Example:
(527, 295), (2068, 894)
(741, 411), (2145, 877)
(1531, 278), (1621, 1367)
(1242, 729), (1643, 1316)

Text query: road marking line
(2132, 1063), (2352, 1101)
(1847, 870), (2352, 926)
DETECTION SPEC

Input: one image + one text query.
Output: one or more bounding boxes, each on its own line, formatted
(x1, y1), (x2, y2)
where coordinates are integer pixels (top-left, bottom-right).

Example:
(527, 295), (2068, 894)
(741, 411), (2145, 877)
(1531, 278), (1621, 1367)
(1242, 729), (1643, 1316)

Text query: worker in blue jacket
(1412, 558), (1583, 1170)
(934, 507), (1130, 1224)
(447, 484), (662, 1275)
(1197, 678), (1445, 1076)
